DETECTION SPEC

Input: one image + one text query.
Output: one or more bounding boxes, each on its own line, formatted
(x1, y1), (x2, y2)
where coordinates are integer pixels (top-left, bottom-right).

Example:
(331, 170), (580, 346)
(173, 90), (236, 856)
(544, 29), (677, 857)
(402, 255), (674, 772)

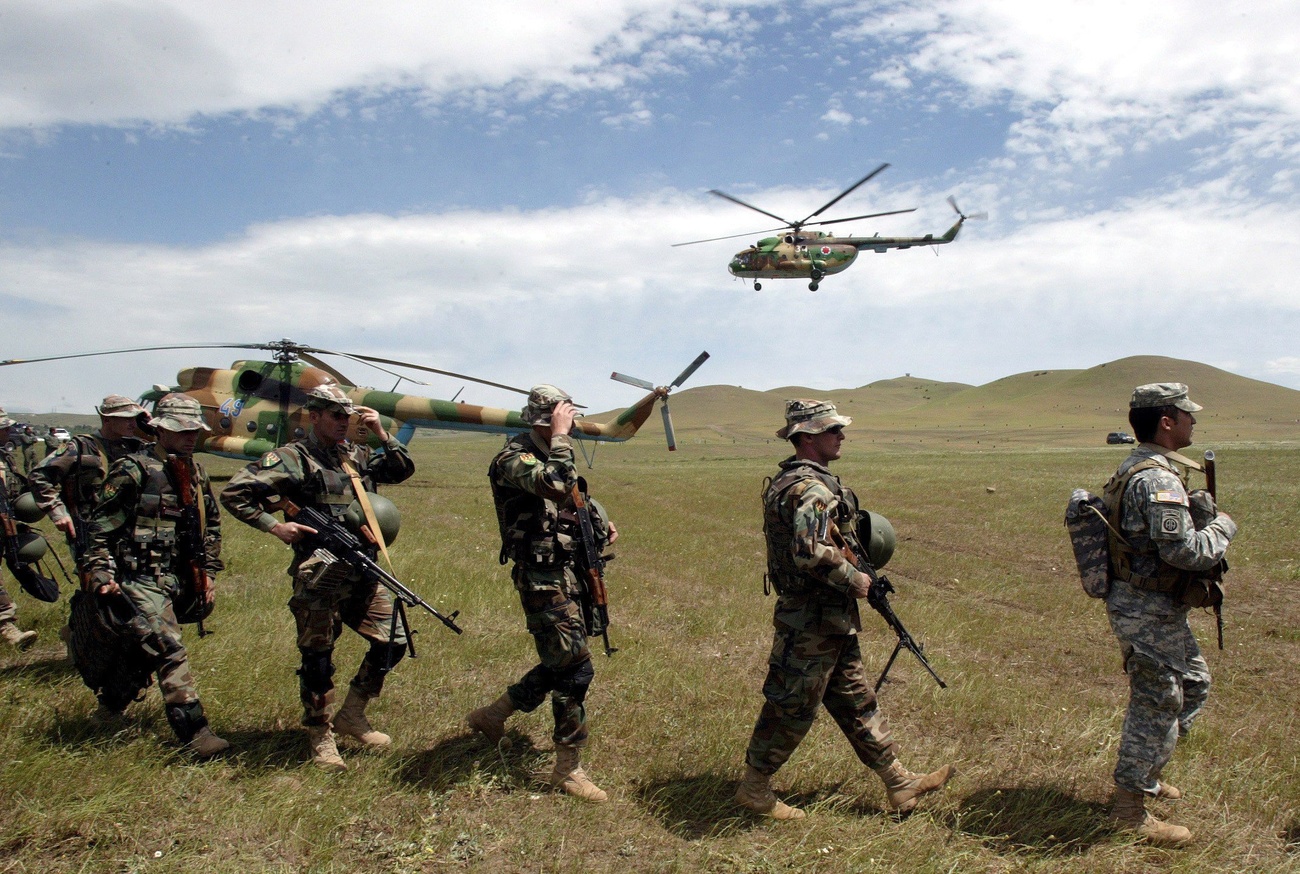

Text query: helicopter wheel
(753, 281), (762, 291)
(808, 281), (819, 291)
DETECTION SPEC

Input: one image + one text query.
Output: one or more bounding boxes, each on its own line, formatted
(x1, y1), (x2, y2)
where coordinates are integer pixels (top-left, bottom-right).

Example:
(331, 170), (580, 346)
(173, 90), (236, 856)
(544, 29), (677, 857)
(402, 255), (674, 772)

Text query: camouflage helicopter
(675, 163), (985, 291)
(0, 340), (710, 462)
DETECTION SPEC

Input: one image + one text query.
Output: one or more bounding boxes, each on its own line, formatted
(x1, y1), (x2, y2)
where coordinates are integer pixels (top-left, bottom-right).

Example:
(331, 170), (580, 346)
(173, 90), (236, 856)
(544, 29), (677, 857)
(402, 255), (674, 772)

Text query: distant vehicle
(1107, 431), (1136, 445)
(50, 428), (71, 442)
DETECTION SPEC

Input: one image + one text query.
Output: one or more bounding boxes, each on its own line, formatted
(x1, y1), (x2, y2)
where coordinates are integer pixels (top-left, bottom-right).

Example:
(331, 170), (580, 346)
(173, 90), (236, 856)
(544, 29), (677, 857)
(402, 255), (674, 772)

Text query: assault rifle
(271, 498), (462, 663)
(570, 480), (617, 656)
(167, 456), (212, 637)
(830, 523), (945, 692)
(1203, 450), (1226, 650)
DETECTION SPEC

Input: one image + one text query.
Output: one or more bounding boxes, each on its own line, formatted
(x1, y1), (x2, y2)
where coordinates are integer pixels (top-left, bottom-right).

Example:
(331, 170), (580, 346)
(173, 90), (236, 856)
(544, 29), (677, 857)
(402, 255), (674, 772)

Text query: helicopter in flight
(0, 340), (710, 462)
(675, 164), (985, 291)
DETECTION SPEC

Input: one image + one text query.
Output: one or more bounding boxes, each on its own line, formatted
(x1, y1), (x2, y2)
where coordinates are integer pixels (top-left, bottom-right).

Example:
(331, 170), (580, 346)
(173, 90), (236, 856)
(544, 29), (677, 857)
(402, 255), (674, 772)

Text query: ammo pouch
(296, 548), (352, 596)
(518, 536), (568, 570)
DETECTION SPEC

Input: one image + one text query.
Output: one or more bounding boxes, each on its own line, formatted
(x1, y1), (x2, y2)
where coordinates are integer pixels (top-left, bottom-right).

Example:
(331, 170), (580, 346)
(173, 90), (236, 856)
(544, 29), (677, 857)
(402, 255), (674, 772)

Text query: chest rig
(489, 435), (567, 569)
(762, 460), (862, 596)
(121, 454), (201, 579)
(293, 442), (364, 522)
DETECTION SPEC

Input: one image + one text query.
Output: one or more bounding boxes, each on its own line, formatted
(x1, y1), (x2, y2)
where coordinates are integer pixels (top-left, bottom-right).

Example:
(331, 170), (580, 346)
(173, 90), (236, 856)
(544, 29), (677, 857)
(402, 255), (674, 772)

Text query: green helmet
(858, 511), (896, 569)
(12, 491), (45, 524)
(344, 494), (401, 547)
(14, 527), (49, 562)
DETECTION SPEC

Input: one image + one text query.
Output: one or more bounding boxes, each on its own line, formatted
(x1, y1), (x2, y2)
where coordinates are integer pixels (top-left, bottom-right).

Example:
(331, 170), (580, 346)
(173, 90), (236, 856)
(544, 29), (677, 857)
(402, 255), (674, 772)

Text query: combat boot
(188, 726), (231, 759)
(1155, 780), (1182, 800)
(734, 765), (806, 820)
(306, 724), (347, 772)
(550, 744), (608, 803)
(1108, 787), (1191, 846)
(874, 760), (955, 814)
(333, 689), (391, 748)
(0, 620), (37, 651)
(466, 693), (516, 745)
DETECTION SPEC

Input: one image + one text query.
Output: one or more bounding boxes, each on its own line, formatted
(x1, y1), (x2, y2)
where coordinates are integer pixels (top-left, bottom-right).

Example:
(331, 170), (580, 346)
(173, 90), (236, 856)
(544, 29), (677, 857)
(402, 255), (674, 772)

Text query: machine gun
(271, 498), (462, 664)
(569, 481), (617, 656)
(167, 456), (212, 636)
(830, 522), (944, 691)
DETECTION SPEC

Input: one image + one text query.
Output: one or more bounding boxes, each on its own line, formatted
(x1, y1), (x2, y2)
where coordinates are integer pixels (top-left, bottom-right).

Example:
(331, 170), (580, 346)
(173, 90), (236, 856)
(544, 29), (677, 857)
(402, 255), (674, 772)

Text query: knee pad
(297, 649), (335, 694)
(365, 639), (406, 673)
(553, 658), (594, 703)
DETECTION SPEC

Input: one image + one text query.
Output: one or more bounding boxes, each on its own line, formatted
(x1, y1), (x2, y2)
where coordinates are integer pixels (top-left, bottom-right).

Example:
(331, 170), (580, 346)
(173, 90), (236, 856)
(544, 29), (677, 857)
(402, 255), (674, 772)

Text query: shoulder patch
(519, 453), (538, 466)
(1153, 490), (1188, 505)
(260, 451), (282, 469)
(101, 480), (119, 501)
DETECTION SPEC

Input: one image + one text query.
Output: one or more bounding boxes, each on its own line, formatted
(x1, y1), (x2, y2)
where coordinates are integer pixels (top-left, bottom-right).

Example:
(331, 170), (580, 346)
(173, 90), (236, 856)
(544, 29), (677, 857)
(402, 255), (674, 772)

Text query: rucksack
(1064, 489), (1113, 598)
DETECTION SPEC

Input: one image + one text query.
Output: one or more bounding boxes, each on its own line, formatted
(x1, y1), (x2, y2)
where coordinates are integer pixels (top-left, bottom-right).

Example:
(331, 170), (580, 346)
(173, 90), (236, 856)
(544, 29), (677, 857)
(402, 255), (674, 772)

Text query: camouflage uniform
(220, 402), (415, 729)
(43, 429), (60, 458)
(27, 396), (149, 569)
(1105, 386), (1236, 798)
(0, 416), (33, 639)
(19, 427), (40, 476)
(81, 397), (224, 746)
(488, 427), (593, 747)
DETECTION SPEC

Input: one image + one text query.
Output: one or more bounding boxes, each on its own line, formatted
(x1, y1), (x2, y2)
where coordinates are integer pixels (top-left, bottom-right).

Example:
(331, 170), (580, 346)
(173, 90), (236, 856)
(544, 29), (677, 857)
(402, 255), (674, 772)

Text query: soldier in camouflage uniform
(0, 409), (39, 651)
(81, 395), (229, 757)
(467, 385), (615, 803)
(1102, 383), (1236, 846)
(19, 426), (41, 476)
(43, 426), (61, 458)
(28, 395), (151, 570)
(220, 383), (414, 772)
(736, 400), (953, 820)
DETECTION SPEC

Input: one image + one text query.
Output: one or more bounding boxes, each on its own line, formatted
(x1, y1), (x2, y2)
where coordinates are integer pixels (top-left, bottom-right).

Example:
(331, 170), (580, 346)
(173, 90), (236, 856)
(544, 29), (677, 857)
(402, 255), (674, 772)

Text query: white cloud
(821, 107), (853, 125)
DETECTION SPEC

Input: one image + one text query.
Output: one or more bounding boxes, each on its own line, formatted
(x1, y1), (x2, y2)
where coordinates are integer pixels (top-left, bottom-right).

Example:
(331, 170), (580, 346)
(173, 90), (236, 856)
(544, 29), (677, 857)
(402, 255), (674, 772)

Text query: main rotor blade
(315, 350), (530, 396)
(671, 225), (788, 247)
(297, 352), (353, 385)
(671, 351), (710, 388)
(610, 371), (655, 391)
(708, 189), (795, 227)
(800, 163), (889, 224)
(0, 342), (259, 368)
(661, 402), (677, 452)
(805, 207), (917, 229)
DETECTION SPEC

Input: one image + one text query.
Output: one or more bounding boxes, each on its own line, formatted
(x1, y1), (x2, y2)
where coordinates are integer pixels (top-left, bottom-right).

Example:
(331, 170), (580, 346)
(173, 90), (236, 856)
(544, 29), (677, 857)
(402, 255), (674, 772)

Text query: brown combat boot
(1155, 780), (1182, 800)
(333, 689), (391, 748)
(466, 693), (516, 745)
(875, 760), (955, 814)
(307, 724), (347, 772)
(550, 744), (608, 803)
(0, 620), (37, 651)
(734, 765), (806, 820)
(1108, 786), (1191, 846)
(188, 726), (231, 759)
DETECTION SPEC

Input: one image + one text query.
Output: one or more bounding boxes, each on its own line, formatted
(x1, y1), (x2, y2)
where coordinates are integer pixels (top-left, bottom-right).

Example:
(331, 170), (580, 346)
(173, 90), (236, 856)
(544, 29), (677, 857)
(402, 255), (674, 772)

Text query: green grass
(2, 436), (1298, 872)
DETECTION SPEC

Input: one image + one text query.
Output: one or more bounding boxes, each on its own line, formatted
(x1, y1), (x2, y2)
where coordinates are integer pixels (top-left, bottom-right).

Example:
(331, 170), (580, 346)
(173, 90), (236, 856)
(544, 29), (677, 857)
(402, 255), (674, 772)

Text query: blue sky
(2, 0), (1298, 416)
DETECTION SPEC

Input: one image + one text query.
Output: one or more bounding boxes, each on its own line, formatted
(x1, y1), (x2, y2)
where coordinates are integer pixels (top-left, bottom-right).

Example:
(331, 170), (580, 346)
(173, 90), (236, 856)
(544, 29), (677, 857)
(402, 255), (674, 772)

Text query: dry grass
(1, 435), (1297, 873)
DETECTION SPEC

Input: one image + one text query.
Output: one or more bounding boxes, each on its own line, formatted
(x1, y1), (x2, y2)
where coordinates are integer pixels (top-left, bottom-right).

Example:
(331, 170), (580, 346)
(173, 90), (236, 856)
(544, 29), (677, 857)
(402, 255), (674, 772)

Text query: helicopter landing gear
(753, 281), (762, 291)
(808, 268), (823, 292)
(808, 281), (819, 291)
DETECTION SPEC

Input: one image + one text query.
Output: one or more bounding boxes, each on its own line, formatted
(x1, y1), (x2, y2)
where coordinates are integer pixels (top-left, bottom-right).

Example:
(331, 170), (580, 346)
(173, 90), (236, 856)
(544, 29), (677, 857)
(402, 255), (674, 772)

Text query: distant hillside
(623, 356), (1300, 448)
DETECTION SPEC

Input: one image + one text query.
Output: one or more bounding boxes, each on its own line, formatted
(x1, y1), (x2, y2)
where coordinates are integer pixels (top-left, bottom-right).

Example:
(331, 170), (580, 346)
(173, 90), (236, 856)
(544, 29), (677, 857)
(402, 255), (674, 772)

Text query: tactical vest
(1102, 456), (1190, 593)
(488, 435), (566, 568)
(118, 454), (205, 579)
(286, 442), (361, 523)
(762, 461), (863, 596)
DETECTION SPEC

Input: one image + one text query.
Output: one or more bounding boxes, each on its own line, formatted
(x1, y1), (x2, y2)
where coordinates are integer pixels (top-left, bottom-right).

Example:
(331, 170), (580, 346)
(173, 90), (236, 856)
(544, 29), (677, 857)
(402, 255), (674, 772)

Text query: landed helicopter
(675, 164), (985, 290)
(0, 340), (710, 463)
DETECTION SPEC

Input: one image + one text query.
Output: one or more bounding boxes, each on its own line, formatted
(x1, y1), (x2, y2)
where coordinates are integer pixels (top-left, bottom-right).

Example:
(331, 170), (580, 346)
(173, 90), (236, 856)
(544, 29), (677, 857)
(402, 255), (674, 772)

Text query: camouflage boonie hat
(148, 394), (210, 432)
(1130, 382), (1203, 412)
(0, 408), (14, 429)
(97, 394), (147, 418)
(521, 384), (579, 426)
(304, 384), (356, 414)
(776, 399), (852, 439)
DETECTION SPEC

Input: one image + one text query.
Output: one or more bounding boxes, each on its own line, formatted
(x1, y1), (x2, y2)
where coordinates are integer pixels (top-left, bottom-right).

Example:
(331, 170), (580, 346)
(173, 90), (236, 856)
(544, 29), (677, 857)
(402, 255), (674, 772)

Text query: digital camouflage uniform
(81, 442), (223, 741)
(747, 454), (896, 775)
(220, 428), (415, 727)
(1106, 445), (1235, 796)
(488, 428), (593, 748)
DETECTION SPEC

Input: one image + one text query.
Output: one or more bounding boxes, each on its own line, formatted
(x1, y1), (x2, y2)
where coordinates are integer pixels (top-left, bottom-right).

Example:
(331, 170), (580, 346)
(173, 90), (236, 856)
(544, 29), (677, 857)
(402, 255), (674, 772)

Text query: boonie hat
(0, 408), (14, 429)
(1130, 383), (1203, 412)
(304, 384), (357, 414)
(148, 394), (211, 432)
(521, 384), (580, 426)
(776, 399), (852, 439)
(97, 394), (147, 418)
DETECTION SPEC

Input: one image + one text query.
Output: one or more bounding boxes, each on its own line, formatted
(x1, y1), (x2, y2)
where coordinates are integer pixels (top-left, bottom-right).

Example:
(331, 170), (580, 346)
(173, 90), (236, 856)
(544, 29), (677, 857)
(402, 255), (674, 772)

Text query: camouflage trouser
(1114, 635), (1211, 795)
(289, 572), (408, 726)
(506, 564), (593, 747)
(745, 624), (896, 776)
(0, 580), (15, 624)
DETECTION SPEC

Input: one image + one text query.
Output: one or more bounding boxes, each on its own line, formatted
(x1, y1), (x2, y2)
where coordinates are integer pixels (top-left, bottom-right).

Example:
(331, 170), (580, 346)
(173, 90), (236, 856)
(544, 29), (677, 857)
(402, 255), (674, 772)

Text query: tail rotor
(947, 196), (987, 224)
(611, 351), (710, 451)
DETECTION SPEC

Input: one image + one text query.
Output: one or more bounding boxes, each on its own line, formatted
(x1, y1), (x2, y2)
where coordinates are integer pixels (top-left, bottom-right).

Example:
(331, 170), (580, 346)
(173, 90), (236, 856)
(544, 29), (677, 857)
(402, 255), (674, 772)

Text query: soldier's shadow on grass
(0, 656), (79, 684)
(1282, 819), (1300, 855)
(394, 729), (546, 794)
(635, 773), (825, 840)
(220, 727), (320, 773)
(944, 785), (1111, 857)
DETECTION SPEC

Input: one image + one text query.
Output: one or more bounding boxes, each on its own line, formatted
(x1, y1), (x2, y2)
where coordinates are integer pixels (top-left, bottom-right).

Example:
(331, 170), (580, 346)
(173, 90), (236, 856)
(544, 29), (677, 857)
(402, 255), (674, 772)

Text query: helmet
(344, 494), (402, 546)
(13, 527), (49, 562)
(858, 511), (896, 569)
(12, 491), (45, 524)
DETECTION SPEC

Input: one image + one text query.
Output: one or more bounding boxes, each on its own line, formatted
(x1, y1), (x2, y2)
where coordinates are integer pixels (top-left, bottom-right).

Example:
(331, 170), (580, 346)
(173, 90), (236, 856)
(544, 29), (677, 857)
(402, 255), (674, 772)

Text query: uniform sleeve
(82, 459), (141, 587)
(788, 480), (862, 592)
(495, 434), (576, 500)
(25, 441), (79, 523)
(363, 436), (415, 485)
(1129, 468), (1236, 572)
(220, 449), (305, 532)
(200, 467), (224, 575)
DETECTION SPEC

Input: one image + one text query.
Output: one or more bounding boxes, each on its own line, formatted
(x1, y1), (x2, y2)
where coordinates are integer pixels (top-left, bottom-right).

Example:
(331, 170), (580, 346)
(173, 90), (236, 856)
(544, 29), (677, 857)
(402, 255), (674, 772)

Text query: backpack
(1064, 489), (1113, 598)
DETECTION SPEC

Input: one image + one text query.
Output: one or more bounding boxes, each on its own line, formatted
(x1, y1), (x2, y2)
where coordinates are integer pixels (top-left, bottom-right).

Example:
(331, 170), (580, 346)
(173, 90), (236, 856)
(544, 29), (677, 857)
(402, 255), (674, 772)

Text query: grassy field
(1, 435), (1298, 873)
